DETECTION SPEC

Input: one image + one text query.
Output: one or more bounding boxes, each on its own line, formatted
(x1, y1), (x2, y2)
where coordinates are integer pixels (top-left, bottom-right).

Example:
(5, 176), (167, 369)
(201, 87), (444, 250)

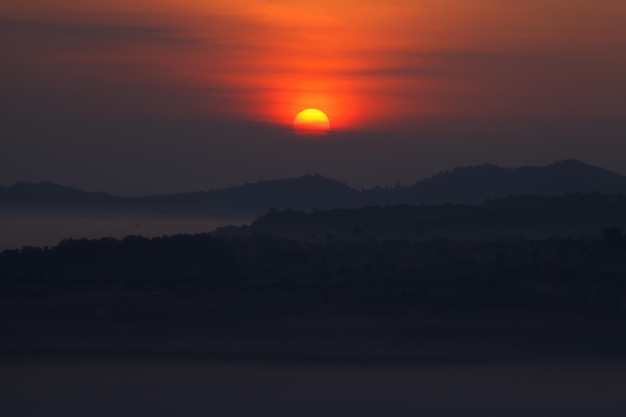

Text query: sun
(293, 108), (330, 137)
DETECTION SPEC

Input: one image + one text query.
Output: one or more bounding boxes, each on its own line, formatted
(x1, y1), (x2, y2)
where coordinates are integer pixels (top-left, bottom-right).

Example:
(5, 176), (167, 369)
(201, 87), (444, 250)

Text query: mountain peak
(549, 159), (586, 167)
(404, 160), (626, 204)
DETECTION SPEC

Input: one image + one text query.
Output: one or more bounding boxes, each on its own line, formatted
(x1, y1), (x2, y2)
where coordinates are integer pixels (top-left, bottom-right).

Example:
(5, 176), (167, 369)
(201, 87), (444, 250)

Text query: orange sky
(3, 0), (625, 132)
(2, 0), (626, 194)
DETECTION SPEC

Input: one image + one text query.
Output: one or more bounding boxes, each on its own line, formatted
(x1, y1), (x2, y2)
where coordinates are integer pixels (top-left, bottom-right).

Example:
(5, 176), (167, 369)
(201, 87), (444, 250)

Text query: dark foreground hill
(3, 195), (626, 378)
(2, 160), (626, 216)
(2, 218), (626, 319)
(3, 192), (626, 315)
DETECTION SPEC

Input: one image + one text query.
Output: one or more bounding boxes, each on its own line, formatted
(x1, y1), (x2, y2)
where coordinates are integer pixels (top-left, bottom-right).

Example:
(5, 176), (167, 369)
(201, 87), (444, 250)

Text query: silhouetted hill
(0, 175), (355, 215)
(3, 217), (626, 318)
(0, 181), (120, 206)
(2, 160), (626, 215)
(136, 174), (358, 215)
(398, 159), (626, 204)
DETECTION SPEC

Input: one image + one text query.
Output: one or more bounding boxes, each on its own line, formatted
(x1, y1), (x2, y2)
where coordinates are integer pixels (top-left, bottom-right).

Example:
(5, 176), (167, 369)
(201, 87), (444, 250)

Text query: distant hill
(136, 175), (358, 215)
(2, 160), (626, 216)
(218, 193), (626, 240)
(0, 175), (357, 216)
(398, 159), (626, 204)
(0, 181), (121, 206)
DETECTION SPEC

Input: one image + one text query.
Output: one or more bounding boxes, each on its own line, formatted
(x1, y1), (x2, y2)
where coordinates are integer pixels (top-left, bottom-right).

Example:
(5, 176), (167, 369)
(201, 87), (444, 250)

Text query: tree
(601, 226), (626, 247)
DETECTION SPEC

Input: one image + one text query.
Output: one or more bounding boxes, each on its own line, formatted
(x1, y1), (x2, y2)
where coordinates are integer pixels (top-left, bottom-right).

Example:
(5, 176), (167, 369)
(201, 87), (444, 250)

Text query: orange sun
(293, 108), (330, 137)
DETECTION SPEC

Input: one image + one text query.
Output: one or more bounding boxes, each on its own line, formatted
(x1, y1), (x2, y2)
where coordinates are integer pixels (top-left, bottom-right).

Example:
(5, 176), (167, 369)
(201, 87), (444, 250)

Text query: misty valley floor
(3, 356), (626, 417)
(3, 298), (626, 416)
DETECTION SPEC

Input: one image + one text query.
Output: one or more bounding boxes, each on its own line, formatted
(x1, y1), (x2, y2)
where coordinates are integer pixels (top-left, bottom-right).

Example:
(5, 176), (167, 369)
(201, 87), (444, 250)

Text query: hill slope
(399, 159), (626, 204)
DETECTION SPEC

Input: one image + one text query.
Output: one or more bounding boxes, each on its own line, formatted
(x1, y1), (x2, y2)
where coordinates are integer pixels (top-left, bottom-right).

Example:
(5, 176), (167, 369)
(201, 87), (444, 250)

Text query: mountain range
(2, 160), (626, 216)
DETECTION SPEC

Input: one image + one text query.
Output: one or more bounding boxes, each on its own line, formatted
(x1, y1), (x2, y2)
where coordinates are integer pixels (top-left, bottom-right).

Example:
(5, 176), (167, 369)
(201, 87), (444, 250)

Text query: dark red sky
(2, 0), (625, 194)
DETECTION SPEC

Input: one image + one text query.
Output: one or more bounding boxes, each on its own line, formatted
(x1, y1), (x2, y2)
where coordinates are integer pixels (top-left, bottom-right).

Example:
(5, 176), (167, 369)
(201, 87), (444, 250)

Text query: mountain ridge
(400, 159), (626, 204)
(2, 160), (626, 215)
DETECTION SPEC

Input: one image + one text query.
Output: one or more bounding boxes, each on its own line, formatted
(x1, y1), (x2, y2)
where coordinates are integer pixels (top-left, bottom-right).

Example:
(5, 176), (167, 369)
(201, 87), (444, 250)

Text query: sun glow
(293, 108), (330, 136)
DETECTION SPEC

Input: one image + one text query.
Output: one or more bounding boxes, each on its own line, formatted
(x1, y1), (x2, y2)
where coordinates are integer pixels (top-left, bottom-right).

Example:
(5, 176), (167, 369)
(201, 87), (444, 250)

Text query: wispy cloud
(0, 17), (198, 44)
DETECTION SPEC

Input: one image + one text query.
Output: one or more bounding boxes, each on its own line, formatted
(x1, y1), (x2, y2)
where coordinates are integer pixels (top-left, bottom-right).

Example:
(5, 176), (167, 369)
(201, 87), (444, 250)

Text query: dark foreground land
(3, 206), (626, 416)
(3, 234), (626, 359)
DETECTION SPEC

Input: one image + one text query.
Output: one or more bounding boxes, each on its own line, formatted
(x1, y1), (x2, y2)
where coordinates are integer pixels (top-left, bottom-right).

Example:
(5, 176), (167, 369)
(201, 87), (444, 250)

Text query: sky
(2, 0), (625, 195)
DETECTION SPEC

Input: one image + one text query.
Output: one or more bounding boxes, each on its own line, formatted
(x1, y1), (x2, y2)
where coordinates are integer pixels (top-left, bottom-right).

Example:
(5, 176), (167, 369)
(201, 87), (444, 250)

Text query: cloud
(338, 48), (550, 78)
(335, 67), (443, 78)
(0, 17), (198, 44)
